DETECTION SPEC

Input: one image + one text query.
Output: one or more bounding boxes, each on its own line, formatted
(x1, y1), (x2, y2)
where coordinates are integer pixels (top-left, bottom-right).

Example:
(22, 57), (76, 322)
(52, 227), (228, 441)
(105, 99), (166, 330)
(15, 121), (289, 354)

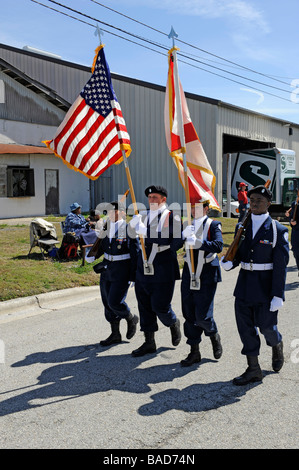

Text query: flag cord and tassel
(170, 44), (197, 288)
(121, 151), (150, 273)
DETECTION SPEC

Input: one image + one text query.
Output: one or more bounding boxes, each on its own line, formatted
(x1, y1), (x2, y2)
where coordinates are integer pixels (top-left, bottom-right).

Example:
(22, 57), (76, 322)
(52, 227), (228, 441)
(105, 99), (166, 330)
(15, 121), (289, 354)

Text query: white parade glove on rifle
(220, 255), (233, 271)
(270, 296), (284, 312)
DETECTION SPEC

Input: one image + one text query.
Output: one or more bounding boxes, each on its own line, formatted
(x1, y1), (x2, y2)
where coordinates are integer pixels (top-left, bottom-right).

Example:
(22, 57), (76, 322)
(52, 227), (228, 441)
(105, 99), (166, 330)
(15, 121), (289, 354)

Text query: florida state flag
(164, 47), (220, 211)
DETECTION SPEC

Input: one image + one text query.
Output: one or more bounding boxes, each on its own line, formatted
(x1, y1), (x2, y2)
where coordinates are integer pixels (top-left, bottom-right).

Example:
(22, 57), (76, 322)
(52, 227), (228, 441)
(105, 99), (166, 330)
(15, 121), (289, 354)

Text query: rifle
(223, 179), (271, 262)
(291, 189), (299, 223)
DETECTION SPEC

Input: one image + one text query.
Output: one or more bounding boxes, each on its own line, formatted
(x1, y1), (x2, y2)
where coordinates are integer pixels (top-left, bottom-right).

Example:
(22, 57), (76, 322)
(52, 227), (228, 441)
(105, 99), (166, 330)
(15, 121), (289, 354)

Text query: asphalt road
(0, 254), (298, 451)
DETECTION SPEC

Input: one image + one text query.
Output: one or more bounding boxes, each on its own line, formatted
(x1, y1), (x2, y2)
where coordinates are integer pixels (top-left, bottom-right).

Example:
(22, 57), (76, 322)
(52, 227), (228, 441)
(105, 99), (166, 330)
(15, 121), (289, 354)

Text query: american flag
(43, 46), (131, 180)
(164, 48), (220, 211)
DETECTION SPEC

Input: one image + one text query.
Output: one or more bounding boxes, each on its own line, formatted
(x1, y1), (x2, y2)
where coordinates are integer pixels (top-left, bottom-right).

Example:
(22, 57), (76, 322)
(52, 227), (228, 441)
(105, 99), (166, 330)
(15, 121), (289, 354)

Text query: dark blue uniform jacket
(131, 210), (183, 283)
(100, 221), (139, 283)
(232, 216), (289, 303)
(182, 218), (223, 284)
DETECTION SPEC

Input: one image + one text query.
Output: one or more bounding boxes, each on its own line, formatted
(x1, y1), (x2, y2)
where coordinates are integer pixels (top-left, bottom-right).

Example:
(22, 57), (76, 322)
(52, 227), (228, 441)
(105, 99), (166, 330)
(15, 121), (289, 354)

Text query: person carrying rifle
(221, 185), (289, 386)
(180, 199), (223, 367)
(285, 190), (299, 275)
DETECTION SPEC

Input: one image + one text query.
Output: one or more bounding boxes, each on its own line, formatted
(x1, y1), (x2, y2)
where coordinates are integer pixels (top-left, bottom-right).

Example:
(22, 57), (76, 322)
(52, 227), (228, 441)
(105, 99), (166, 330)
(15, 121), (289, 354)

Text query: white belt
(204, 253), (217, 264)
(147, 244), (170, 264)
(154, 245), (170, 254)
(241, 262), (273, 271)
(104, 253), (131, 262)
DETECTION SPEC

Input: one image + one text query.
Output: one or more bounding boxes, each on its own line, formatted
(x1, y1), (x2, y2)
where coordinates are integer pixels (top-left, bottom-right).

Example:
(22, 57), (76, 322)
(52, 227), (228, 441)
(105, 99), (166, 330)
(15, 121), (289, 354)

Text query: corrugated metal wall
(0, 71), (65, 124)
(1, 43), (299, 210)
(0, 44), (90, 104)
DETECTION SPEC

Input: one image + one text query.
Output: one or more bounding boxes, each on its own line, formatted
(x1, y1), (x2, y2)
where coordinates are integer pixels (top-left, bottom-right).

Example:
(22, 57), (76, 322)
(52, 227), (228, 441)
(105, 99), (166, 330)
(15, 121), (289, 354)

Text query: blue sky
(1, 0), (299, 124)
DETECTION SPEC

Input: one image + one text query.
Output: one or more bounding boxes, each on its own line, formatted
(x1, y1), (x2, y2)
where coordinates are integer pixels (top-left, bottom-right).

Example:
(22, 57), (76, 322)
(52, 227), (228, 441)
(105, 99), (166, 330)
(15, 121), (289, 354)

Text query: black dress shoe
(210, 333), (223, 359)
(99, 333), (122, 346)
(272, 341), (284, 372)
(99, 321), (121, 346)
(126, 314), (139, 340)
(170, 319), (181, 346)
(131, 332), (156, 357)
(233, 356), (263, 386)
(180, 346), (201, 367)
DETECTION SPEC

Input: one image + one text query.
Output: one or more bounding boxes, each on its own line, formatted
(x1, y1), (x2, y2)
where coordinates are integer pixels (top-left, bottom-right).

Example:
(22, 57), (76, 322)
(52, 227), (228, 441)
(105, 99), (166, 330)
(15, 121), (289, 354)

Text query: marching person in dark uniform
(285, 196), (299, 275)
(95, 201), (139, 346)
(221, 185), (289, 385)
(129, 185), (183, 357)
(180, 199), (223, 367)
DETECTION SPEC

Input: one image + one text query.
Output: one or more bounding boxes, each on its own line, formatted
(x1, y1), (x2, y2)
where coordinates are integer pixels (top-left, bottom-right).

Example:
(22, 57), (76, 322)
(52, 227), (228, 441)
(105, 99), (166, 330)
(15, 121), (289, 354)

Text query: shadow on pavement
(1, 344), (260, 417)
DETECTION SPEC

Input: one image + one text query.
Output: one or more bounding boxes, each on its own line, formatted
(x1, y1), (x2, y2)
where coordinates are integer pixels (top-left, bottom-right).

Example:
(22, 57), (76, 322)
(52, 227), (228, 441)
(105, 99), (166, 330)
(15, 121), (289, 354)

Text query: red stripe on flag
(54, 99), (87, 152)
(78, 120), (119, 171)
(66, 107), (99, 165)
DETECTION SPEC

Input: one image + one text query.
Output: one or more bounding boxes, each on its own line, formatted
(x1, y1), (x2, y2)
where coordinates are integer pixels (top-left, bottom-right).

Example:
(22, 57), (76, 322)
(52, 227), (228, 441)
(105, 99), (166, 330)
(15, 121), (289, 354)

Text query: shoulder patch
(284, 232), (289, 242)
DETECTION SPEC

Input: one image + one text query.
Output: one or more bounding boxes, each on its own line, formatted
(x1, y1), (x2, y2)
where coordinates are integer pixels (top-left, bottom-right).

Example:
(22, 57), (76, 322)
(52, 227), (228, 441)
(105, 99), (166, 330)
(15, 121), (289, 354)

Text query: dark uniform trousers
(234, 298), (281, 356)
(233, 216), (289, 356)
(133, 209), (183, 333)
(181, 218), (223, 345)
(99, 222), (138, 323)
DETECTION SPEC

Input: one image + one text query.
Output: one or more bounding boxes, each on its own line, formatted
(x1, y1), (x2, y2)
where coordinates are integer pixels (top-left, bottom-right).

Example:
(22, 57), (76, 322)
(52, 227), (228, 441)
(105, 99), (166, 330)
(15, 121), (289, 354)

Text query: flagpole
(168, 29), (196, 287)
(93, 28), (149, 272)
(121, 151), (150, 272)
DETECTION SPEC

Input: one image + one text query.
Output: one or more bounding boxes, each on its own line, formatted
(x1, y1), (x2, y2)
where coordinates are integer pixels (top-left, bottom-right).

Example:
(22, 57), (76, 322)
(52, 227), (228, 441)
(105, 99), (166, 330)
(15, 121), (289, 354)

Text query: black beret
(145, 185), (168, 198)
(248, 185), (272, 201)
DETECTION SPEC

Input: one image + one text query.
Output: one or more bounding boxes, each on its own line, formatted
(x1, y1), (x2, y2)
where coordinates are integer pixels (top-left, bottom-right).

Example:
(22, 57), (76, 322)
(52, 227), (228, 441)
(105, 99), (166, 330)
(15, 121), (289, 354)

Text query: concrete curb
(0, 286), (100, 323)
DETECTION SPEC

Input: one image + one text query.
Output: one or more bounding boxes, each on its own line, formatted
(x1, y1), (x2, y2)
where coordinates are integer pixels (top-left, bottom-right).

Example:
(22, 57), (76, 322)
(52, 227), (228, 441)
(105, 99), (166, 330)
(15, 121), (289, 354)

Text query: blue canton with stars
(80, 47), (118, 116)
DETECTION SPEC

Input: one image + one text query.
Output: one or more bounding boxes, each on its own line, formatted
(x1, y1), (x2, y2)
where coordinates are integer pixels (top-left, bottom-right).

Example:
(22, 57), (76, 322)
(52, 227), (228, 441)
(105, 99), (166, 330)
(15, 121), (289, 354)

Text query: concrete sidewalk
(0, 286), (100, 323)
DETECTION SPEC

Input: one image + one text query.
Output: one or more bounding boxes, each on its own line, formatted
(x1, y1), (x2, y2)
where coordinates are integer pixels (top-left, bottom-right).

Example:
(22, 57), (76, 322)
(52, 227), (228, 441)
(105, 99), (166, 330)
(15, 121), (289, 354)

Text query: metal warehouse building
(1, 43), (299, 218)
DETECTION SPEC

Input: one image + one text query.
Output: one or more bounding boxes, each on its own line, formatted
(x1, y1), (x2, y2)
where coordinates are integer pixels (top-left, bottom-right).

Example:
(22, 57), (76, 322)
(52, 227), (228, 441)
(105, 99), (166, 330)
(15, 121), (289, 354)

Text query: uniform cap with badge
(248, 185), (272, 201)
(145, 185), (168, 198)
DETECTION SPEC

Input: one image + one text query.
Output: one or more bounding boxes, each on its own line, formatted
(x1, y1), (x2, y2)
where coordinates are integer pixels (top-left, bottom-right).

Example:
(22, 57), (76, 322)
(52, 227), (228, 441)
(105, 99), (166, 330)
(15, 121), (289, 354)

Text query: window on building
(7, 167), (35, 197)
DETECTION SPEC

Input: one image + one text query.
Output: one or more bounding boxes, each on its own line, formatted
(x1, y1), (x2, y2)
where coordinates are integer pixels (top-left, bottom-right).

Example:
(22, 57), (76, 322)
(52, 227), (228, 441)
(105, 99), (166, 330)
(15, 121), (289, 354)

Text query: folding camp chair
(28, 220), (59, 259)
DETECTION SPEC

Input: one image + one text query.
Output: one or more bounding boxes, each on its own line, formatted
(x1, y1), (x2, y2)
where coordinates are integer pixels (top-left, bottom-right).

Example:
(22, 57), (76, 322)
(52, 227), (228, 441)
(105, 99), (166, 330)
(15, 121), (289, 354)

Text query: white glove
(136, 222), (147, 236)
(220, 256), (233, 271)
(129, 214), (142, 229)
(270, 296), (284, 312)
(182, 225), (195, 239)
(186, 234), (197, 246)
(128, 281), (135, 288)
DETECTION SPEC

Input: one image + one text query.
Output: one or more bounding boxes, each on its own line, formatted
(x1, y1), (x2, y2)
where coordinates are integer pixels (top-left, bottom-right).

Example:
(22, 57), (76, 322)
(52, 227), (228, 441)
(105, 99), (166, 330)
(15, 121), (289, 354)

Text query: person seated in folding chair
(63, 202), (98, 246)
